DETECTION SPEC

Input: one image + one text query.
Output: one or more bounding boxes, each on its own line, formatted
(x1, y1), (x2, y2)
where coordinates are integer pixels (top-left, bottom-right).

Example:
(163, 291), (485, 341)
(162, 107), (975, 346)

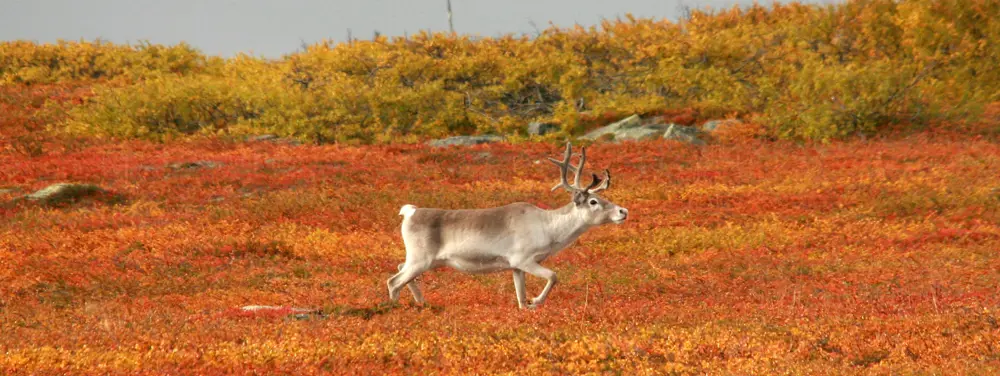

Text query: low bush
(4, 0), (998, 142)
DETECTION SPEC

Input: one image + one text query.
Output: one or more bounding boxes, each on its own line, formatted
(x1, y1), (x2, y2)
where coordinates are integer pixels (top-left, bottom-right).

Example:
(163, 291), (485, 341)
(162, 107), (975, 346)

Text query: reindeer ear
(572, 190), (589, 206)
(589, 169), (611, 193)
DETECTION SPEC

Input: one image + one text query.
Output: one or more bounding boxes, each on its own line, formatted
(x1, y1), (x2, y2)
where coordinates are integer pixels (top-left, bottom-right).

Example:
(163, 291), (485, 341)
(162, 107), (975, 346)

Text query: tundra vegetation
(2, 0), (1000, 373)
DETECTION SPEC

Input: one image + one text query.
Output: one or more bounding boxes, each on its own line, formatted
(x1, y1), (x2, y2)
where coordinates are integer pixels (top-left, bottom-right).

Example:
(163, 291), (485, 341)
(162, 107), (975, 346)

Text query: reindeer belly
(442, 254), (511, 274)
(433, 232), (516, 273)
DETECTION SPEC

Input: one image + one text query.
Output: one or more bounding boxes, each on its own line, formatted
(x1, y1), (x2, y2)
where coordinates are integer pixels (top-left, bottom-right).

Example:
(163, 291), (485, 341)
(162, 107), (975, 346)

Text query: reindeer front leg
(519, 263), (558, 308)
(512, 269), (529, 309)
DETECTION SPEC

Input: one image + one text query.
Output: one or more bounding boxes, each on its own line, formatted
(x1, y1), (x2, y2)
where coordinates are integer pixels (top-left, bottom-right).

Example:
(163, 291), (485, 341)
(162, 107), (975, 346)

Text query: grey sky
(1, 0), (840, 58)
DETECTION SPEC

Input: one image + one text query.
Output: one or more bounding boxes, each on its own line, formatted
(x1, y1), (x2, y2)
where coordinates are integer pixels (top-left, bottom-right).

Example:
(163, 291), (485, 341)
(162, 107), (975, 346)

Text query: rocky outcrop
(527, 122), (558, 136)
(612, 126), (664, 141)
(15, 183), (124, 207)
(579, 114), (707, 144)
(663, 124), (706, 146)
(579, 114), (644, 140)
(427, 135), (504, 147)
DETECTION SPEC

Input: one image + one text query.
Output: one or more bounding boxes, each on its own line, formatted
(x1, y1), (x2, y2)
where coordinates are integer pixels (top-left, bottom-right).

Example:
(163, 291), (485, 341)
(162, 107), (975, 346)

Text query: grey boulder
(427, 135), (504, 147)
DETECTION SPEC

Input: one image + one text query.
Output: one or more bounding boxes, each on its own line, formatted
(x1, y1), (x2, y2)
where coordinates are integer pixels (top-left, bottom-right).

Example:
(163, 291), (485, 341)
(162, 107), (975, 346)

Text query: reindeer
(387, 142), (629, 308)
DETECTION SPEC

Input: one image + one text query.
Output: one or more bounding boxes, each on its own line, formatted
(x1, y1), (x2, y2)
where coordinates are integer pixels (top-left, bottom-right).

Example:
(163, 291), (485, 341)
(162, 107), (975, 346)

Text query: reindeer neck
(541, 202), (592, 244)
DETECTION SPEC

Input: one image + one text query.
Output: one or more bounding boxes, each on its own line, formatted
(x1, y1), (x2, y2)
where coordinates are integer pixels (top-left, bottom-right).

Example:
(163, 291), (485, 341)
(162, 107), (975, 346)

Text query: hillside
(2, 0), (1000, 373)
(1, 0), (997, 145)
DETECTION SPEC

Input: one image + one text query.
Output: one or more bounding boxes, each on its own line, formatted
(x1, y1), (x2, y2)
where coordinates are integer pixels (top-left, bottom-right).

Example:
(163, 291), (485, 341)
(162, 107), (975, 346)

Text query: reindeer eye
(588, 199), (598, 206)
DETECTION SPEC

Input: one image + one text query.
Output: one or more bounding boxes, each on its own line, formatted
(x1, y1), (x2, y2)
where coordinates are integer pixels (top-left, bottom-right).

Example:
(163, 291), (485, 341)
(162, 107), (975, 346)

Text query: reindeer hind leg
(388, 261), (430, 303)
(393, 262), (426, 304)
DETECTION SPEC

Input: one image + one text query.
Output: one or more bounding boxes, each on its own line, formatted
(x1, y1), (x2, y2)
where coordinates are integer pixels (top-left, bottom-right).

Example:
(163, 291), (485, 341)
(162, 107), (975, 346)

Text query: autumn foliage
(2, 0), (1000, 374)
(3, 0), (999, 143)
(2, 132), (1000, 373)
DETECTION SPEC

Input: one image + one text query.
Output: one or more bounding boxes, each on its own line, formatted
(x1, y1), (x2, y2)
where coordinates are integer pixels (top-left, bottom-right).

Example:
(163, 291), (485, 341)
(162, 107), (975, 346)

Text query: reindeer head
(548, 142), (629, 225)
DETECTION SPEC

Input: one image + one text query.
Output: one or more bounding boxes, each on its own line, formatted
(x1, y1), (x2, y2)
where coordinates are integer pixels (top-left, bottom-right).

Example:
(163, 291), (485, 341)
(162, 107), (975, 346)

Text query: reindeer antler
(548, 142), (583, 192)
(547, 142), (611, 194)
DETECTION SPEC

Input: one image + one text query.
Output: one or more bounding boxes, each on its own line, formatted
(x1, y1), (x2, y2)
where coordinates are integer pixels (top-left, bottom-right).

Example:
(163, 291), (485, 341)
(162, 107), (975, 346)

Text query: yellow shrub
(0, 39), (220, 85)
(28, 0), (1000, 142)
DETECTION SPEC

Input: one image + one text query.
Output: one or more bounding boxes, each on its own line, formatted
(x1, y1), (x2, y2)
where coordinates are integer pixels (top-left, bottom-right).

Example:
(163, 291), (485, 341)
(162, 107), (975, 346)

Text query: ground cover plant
(3, 0), (998, 144)
(2, 129), (1000, 373)
(3, 0), (1000, 373)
